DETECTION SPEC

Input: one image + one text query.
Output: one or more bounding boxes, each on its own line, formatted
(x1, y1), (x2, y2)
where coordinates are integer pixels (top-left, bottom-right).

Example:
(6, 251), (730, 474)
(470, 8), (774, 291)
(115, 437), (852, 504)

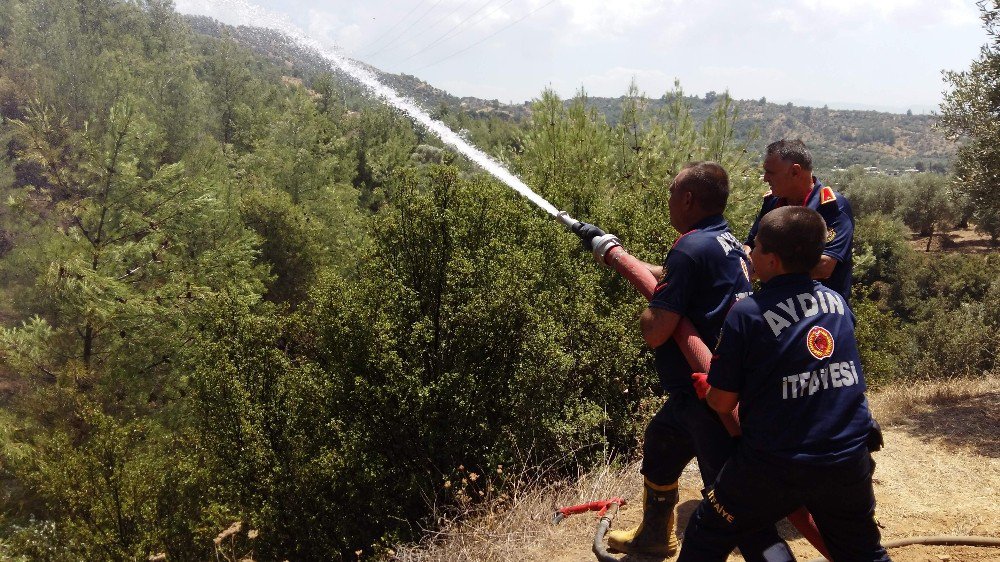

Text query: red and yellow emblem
(806, 326), (835, 360)
(820, 186), (836, 205)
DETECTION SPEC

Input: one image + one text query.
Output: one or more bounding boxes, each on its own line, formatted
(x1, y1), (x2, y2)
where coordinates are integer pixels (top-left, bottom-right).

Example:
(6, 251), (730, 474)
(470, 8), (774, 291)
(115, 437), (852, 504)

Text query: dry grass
(869, 375), (999, 457)
(392, 457), (643, 562)
(396, 378), (1000, 562)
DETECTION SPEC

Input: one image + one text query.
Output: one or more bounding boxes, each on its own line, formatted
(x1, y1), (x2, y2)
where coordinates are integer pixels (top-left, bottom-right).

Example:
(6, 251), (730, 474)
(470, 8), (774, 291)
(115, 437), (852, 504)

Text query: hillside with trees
(0, 0), (996, 560)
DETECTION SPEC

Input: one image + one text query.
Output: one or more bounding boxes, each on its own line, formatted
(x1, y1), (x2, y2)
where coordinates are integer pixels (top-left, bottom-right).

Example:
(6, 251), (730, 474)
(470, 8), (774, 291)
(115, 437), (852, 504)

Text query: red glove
(691, 372), (710, 400)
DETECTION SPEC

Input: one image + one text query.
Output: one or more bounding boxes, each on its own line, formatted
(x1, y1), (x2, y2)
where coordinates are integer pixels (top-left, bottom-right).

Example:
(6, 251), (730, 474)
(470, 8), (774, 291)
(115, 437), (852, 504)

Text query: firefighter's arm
(645, 263), (665, 280)
(632, 259), (664, 280)
(811, 255), (838, 280)
(813, 187), (852, 280)
(705, 306), (747, 417)
(643, 249), (696, 346)
(706, 387), (739, 414)
(639, 307), (681, 348)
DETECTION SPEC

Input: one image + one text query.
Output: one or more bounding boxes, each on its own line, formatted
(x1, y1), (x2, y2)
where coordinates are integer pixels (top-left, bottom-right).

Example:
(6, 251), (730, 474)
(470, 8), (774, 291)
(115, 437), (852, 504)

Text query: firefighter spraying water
(170, 6), (829, 557)
(557, 165), (828, 562)
(170, 3), (1000, 559)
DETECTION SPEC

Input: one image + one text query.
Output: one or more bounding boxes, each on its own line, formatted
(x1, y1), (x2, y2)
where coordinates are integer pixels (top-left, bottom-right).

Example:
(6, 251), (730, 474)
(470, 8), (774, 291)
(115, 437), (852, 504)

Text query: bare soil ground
(909, 227), (997, 254)
(395, 377), (1000, 562)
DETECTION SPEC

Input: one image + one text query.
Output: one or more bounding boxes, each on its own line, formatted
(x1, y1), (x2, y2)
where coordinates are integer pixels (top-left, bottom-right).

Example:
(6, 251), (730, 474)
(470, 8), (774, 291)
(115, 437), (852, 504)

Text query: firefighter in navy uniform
(678, 206), (890, 562)
(578, 162), (793, 560)
(744, 139), (854, 302)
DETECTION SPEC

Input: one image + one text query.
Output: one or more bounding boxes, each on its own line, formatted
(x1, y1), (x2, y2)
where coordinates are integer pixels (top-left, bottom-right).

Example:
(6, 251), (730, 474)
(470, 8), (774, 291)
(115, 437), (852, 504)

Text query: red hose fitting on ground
(552, 497), (627, 525)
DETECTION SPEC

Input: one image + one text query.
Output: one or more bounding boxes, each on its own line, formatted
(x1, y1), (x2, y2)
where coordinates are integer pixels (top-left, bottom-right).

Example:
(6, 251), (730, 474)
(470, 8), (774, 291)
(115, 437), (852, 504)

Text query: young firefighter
(744, 139), (855, 302)
(678, 206), (889, 562)
(577, 162), (793, 560)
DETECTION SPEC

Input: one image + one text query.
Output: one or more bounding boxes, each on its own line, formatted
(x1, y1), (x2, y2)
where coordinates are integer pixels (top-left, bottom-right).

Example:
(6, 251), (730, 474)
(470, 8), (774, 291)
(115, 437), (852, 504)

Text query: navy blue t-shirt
(708, 273), (874, 464)
(649, 214), (752, 394)
(745, 179), (855, 302)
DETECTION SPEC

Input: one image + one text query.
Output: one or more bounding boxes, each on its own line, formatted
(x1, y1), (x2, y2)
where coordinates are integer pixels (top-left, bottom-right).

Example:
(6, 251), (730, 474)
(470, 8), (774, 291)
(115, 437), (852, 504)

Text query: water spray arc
(323, 51), (562, 217)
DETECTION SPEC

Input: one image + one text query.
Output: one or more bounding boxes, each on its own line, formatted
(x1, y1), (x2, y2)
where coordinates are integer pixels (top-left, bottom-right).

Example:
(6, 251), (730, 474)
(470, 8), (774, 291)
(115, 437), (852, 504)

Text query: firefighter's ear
(683, 190), (695, 208)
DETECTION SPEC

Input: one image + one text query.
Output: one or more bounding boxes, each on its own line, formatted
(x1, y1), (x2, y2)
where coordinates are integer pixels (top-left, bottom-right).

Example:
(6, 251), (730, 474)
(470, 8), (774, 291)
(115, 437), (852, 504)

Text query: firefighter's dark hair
(766, 138), (813, 171)
(755, 206), (826, 274)
(676, 161), (729, 214)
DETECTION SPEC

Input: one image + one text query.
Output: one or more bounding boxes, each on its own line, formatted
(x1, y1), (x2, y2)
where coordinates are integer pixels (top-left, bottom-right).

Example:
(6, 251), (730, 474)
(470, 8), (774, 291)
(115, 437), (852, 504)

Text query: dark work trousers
(641, 391), (794, 562)
(678, 443), (891, 562)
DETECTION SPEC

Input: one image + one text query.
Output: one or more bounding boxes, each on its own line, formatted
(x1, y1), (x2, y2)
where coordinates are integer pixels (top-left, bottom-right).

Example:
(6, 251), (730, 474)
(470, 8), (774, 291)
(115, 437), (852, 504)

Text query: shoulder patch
(806, 326), (835, 360)
(820, 186), (836, 205)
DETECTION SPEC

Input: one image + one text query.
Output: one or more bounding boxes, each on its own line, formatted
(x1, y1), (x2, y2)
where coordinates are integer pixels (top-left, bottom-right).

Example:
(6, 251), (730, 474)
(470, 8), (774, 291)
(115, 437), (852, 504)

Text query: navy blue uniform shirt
(649, 214), (752, 394)
(745, 179), (854, 301)
(708, 273), (874, 464)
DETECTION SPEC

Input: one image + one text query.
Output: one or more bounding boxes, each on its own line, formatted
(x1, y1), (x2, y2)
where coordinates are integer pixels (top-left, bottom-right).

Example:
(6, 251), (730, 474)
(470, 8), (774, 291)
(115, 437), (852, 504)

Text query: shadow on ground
(896, 390), (1000, 458)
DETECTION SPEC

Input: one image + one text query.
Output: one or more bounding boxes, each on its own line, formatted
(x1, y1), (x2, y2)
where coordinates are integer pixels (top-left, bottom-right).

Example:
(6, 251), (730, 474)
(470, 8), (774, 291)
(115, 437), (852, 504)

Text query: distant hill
(185, 15), (956, 172)
(415, 90), (952, 171)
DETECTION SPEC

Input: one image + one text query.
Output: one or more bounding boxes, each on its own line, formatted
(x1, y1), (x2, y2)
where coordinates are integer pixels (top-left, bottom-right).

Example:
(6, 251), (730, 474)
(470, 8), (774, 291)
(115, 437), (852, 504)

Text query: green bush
(852, 293), (909, 384)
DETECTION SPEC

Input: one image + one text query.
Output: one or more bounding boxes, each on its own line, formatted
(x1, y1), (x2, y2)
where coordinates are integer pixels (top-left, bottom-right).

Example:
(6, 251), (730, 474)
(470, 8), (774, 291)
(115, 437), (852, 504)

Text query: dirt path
(396, 379), (1000, 562)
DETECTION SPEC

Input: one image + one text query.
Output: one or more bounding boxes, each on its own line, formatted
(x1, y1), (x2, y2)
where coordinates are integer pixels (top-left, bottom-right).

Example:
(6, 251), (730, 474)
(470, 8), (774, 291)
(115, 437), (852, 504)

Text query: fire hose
(555, 211), (831, 560)
(804, 536), (1000, 562)
(556, 212), (1000, 560)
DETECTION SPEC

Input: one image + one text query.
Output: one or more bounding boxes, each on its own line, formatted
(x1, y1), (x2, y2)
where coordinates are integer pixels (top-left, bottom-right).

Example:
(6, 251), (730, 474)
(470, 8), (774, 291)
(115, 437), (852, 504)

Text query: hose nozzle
(555, 211), (581, 232)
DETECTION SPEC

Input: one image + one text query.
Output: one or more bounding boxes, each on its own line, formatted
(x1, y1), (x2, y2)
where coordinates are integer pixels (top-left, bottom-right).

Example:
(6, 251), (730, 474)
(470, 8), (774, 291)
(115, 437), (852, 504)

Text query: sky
(174, 0), (988, 114)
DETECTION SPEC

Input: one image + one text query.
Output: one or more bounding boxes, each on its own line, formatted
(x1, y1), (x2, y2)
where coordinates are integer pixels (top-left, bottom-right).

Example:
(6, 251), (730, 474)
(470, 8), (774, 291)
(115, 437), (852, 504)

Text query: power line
(417, 0), (557, 71)
(399, 0), (469, 49)
(398, 0), (506, 64)
(356, 0), (433, 56)
(365, 0), (446, 59)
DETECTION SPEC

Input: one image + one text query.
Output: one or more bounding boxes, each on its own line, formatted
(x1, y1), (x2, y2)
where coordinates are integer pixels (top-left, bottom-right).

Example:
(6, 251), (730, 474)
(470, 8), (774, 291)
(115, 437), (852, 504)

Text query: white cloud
(767, 0), (979, 36)
(553, 0), (674, 35)
(792, 0), (976, 25)
(698, 65), (786, 82)
(336, 24), (365, 52)
(941, 0), (980, 26)
(305, 9), (346, 48)
(799, 0), (918, 18)
(647, 19), (690, 50)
